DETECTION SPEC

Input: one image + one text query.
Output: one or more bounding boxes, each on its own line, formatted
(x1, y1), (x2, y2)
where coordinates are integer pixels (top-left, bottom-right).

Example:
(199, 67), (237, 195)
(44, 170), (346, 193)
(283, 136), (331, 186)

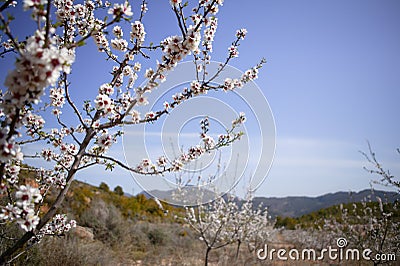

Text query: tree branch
(43, 0), (52, 48)
(0, 0), (14, 12)
(63, 72), (87, 131)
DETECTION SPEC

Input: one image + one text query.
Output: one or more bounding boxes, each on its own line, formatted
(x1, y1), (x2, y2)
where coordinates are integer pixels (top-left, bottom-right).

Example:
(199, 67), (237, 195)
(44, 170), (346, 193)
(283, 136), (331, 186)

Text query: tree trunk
(205, 246), (211, 266)
(235, 240), (241, 260)
(0, 129), (95, 264)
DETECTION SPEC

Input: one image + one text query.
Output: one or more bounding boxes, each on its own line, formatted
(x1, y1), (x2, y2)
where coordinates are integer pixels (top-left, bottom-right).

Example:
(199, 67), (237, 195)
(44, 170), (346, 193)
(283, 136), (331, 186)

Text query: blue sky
(215, 0), (400, 196)
(1, 0), (399, 197)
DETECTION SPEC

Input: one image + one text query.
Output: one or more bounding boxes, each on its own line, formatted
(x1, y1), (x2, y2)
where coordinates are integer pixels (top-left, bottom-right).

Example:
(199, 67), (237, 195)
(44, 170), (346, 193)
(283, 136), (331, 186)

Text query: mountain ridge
(253, 189), (399, 217)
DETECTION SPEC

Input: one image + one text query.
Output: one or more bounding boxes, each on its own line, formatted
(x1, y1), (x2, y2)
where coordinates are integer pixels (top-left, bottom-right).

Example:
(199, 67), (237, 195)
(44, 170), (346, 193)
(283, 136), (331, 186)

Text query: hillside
(143, 187), (399, 217)
(253, 189), (399, 217)
(1, 179), (200, 265)
(58, 180), (185, 222)
(61, 181), (398, 223)
(274, 200), (400, 230)
(4, 177), (398, 265)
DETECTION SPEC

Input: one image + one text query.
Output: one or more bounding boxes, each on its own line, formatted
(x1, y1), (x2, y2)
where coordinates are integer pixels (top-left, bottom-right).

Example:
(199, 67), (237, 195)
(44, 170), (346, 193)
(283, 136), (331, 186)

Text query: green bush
(99, 182), (110, 192)
(113, 185), (124, 196)
(147, 228), (167, 245)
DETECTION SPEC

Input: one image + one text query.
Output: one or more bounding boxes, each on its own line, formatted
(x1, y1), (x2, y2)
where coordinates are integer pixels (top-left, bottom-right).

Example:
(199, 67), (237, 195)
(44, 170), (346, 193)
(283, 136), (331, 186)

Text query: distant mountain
(253, 189), (400, 218)
(140, 187), (400, 217)
(140, 188), (399, 218)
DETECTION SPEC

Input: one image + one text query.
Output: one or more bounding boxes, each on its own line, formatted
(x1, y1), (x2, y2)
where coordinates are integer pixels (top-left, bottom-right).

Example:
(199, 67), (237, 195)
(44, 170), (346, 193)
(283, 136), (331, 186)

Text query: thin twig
(63, 73), (86, 131)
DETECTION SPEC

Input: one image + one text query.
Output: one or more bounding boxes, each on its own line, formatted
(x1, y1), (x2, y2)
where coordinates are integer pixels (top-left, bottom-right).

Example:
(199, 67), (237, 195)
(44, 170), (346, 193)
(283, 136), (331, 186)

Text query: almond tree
(233, 198), (271, 261)
(0, 0), (264, 263)
(185, 194), (269, 265)
(323, 198), (399, 264)
(323, 145), (400, 265)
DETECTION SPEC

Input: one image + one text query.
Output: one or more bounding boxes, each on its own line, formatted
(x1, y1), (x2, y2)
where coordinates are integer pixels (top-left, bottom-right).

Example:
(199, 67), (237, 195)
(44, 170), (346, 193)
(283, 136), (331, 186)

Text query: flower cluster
(54, 133), (70, 153)
(23, 112), (45, 136)
(130, 21), (146, 45)
(39, 214), (76, 237)
(94, 131), (115, 153)
(108, 1), (133, 18)
(50, 87), (66, 115)
(0, 185), (42, 231)
(197, 0), (224, 10)
(190, 80), (207, 95)
(53, 0), (75, 23)
(228, 45), (238, 58)
(169, 81), (207, 107)
(130, 109), (141, 123)
(95, 94), (114, 114)
(236, 28), (247, 40)
(202, 17), (218, 52)
(111, 23), (128, 52)
(241, 66), (259, 82)
(36, 167), (67, 189)
(157, 156), (167, 168)
(201, 134), (215, 150)
(23, 0), (46, 11)
(170, 0), (182, 7)
(5, 163), (20, 184)
(232, 112), (246, 127)
(223, 77), (243, 91)
(161, 26), (201, 70)
(98, 83), (114, 96)
(0, 127), (23, 163)
(3, 30), (75, 111)
(92, 29), (110, 52)
(41, 142), (78, 172)
(2, 39), (13, 50)
(136, 158), (156, 173)
(113, 25), (123, 38)
(141, 3), (148, 13)
(134, 143), (206, 174)
(200, 117), (209, 134)
(110, 38), (128, 52)
(132, 113), (246, 175)
(171, 158), (184, 172)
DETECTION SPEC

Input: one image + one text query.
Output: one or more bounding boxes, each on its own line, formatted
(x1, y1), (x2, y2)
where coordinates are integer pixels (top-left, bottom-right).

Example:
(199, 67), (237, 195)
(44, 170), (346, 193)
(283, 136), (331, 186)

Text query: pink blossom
(130, 21), (146, 44)
(108, 1), (133, 18)
(111, 38), (128, 52)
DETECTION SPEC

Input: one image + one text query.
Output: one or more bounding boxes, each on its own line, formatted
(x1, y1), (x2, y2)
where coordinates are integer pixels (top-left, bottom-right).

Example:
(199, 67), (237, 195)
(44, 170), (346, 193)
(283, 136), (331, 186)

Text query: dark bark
(0, 129), (95, 264)
(205, 246), (211, 266)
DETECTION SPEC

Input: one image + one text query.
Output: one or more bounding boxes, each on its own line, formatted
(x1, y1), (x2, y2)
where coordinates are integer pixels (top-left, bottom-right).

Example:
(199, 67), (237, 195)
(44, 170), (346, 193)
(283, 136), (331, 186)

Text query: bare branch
(0, 48), (16, 57)
(0, 0), (14, 13)
(0, 11), (23, 55)
(360, 141), (400, 192)
(63, 73), (87, 131)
